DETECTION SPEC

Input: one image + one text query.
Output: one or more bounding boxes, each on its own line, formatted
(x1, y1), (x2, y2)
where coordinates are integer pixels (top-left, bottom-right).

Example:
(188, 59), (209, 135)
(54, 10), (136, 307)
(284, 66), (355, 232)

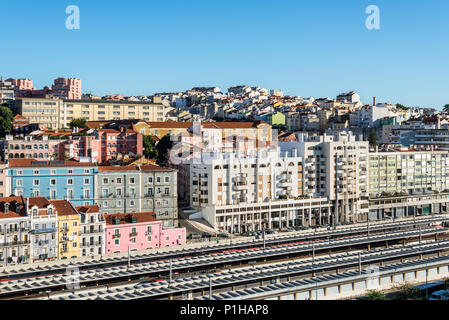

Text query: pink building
(104, 212), (186, 254)
(52, 78), (81, 100)
(0, 163), (6, 197)
(6, 77), (81, 99)
(63, 128), (143, 164)
(4, 136), (63, 160)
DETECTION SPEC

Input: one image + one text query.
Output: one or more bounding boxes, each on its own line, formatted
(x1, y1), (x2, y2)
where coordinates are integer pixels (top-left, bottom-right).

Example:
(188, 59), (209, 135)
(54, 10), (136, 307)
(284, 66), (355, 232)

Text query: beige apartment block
(14, 98), (166, 129)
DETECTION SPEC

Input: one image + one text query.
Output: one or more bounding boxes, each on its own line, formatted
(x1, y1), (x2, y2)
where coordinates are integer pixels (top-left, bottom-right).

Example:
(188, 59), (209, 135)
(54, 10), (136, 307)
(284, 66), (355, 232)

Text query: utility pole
(209, 276), (212, 300)
(169, 258), (172, 284)
(426, 264), (429, 301)
(419, 225), (422, 250)
(312, 240), (315, 265)
(263, 224), (266, 251)
(358, 252), (362, 275)
(367, 217), (370, 238)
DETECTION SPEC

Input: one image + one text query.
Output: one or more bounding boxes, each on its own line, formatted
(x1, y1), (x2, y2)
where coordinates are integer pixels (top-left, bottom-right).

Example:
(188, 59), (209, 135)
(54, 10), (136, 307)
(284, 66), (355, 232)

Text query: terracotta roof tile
(75, 205), (100, 214)
(104, 212), (157, 225)
(8, 159), (96, 168)
(50, 200), (78, 216)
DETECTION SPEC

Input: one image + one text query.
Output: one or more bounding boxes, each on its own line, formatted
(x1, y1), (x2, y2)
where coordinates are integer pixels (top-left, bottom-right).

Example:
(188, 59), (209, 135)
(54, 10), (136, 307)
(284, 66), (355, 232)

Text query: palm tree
(443, 104), (449, 113)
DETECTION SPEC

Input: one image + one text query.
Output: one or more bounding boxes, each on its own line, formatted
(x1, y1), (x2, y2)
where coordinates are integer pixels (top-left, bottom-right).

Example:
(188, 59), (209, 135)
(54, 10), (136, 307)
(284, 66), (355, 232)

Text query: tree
(155, 134), (173, 165)
(396, 104), (409, 111)
(443, 104), (449, 113)
(368, 129), (378, 146)
(69, 118), (87, 129)
(143, 135), (158, 160)
(0, 106), (13, 138)
(365, 290), (387, 300)
(390, 283), (419, 300)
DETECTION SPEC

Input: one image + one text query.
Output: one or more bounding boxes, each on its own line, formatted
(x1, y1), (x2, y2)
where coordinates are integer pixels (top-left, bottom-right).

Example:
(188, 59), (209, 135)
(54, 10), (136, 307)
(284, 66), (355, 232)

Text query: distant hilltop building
(336, 91), (361, 104)
(6, 77), (82, 100)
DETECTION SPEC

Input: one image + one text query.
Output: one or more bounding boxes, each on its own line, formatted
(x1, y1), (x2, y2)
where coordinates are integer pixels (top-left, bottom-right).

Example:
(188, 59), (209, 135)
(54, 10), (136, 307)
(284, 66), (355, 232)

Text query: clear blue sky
(1, 0), (448, 108)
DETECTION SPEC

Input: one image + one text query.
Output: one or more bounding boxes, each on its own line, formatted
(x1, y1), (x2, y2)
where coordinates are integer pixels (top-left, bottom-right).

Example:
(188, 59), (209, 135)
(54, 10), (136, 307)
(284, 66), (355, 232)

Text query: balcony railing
(83, 229), (104, 235)
(31, 228), (57, 234)
(0, 240), (30, 247)
(112, 234), (121, 239)
(129, 232), (138, 237)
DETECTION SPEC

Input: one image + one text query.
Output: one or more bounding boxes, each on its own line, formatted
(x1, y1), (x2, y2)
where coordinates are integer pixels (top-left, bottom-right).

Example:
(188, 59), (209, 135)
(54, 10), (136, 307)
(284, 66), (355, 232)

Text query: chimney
(373, 97), (376, 106)
(4, 203), (9, 215)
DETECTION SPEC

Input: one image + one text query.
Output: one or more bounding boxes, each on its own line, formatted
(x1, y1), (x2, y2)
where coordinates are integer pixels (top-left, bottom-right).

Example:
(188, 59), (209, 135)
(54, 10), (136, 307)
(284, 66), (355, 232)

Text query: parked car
(266, 230), (277, 235)
(429, 290), (449, 300)
(202, 232), (212, 238)
(286, 228), (295, 232)
(217, 233), (230, 238)
(187, 233), (201, 240)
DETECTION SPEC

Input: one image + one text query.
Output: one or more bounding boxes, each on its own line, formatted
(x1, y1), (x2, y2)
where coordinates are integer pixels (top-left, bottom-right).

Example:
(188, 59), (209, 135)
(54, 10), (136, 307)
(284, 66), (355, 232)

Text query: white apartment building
(189, 148), (308, 233)
(282, 132), (370, 224)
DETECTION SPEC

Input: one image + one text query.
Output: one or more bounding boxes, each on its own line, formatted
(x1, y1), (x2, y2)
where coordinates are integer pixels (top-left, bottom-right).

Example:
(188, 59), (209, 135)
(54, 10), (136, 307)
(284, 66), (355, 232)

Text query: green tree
(155, 134), (173, 165)
(365, 290), (387, 300)
(443, 104), (449, 113)
(390, 283), (419, 300)
(0, 106), (13, 138)
(143, 135), (158, 159)
(396, 104), (409, 111)
(368, 129), (378, 146)
(68, 118), (87, 129)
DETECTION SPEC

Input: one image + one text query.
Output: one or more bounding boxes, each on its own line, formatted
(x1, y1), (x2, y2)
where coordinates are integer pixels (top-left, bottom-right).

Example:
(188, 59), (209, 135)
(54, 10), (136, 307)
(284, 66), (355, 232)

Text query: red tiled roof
(50, 200), (78, 216)
(104, 212), (157, 226)
(0, 196), (26, 219)
(140, 164), (174, 172)
(98, 166), (139, 172)
(75, 205), (100, 214)
(27, 197), (51, 208)
(8, 159), (96, 167)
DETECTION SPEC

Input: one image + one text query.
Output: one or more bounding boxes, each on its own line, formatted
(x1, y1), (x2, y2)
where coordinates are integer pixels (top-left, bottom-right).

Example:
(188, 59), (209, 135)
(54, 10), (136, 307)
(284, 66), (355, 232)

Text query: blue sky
(1, 0), (448, 108)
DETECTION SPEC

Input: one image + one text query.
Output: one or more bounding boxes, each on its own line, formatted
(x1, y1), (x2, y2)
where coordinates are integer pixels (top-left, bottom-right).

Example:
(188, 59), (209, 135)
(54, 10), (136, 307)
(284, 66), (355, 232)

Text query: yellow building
(14, 98), (166, 129)
(53, 200), (81, 259)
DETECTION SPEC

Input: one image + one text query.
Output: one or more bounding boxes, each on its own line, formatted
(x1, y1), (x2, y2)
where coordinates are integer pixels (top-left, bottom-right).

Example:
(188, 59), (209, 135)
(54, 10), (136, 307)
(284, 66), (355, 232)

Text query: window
(33, 169), (39, 175)
(68, 169), (73, 174)
(130, 188), (135, 196)
(130, 200), (135, 207)
(129, 177), (135, 184)
(50, 179), (56, 186)
(84, 178), (90, 185)
(148, 188), (153, 196)
(114, 239), (119, 246)
(148, 177), (153, 183)
(116, 178), (122, 184)
(51, 169), (56, 175)
(103, 201), (108, 208)
(16, 179), (23, 187)
(165, 188), (170, 195)
(103, 178), (109, 184)
(50, 189), (57, 199)
(17, 170), (23, 175)
(157, 177), (161, 183)
(33, 179), (40, 186)
(165, 177), (169, 183)
(67, 189), (74, 200)
(84, 169), (90, 174)
(116, 188), (122, 196)
(67, 178), (73, 185)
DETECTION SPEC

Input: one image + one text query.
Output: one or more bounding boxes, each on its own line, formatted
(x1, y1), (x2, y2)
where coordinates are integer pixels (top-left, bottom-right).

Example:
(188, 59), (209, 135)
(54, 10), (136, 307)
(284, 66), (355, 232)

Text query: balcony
(32, 228), (57, 234)
(60, 227), (69, 232)
(112, 234), (121, 239)
(38, 240), (49, 246)
(0, 240), (30, 247)
(81, 242), (102, 247)
(83, 228), (104, 235)
(129, 232), (138, 237)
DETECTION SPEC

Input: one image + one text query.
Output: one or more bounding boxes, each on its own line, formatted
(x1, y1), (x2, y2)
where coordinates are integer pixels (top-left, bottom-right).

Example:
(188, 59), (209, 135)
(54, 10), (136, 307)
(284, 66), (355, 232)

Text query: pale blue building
(6, 160), (97, 206)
